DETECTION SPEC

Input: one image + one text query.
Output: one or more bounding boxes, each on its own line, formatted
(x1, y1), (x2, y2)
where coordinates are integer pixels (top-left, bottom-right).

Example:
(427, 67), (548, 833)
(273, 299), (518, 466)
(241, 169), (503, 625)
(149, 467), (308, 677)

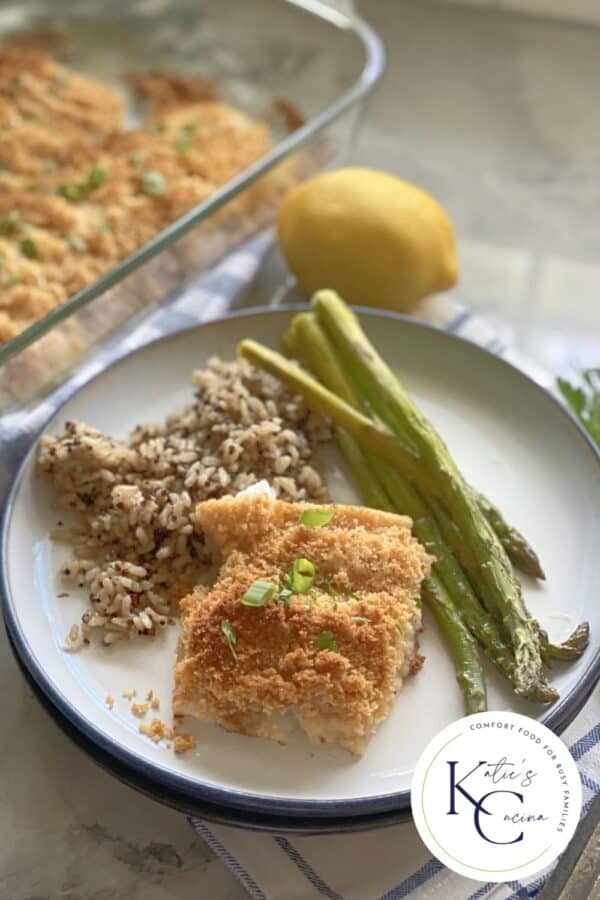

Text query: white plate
(2, 308), (599, 819)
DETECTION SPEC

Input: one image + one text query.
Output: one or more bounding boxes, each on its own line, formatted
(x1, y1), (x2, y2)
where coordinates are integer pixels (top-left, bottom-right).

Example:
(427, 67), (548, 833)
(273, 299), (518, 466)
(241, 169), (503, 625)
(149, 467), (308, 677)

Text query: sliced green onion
(291, 557), (315, 593)
(299, 508), (334, 528)
(149, 121), (166, 134)
(352, 616), (370, 624)
(67, 236), (87, 253)
(0, 210), (22, 235)
(130, 149), (146, 167)
(314, 630), (337, 651)
(5, 274), (21, 287)
(176, 123), (197, 154)
(59, 182), (88, 201)
(221, 619), (238, 661)
(20, 238), (37, 259)
(142, 170), (166, 197)
(88, 164), (106, 188)
(241, 580), (276, 607)
(395, 623), (403, 634)
(59, 165), (106, 203)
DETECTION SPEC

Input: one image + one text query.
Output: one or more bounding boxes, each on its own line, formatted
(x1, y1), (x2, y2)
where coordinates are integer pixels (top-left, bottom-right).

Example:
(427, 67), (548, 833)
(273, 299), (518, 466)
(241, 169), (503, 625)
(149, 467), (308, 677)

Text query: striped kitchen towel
(189, 695), (600, 900)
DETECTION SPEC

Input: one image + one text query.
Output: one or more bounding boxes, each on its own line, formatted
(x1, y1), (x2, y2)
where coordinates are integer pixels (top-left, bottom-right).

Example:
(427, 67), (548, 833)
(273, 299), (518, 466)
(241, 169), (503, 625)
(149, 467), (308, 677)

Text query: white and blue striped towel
(1, 233), (597, 900)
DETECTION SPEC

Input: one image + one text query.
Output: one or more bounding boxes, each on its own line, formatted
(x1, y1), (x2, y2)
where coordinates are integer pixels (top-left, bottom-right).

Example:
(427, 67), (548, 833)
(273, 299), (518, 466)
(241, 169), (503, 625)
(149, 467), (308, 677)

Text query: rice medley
(37, 357), (330, 649)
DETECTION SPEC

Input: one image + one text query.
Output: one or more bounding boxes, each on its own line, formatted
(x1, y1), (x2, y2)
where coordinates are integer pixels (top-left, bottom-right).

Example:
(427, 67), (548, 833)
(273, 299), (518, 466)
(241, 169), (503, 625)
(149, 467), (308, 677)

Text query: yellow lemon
(277, 167), (458, 311)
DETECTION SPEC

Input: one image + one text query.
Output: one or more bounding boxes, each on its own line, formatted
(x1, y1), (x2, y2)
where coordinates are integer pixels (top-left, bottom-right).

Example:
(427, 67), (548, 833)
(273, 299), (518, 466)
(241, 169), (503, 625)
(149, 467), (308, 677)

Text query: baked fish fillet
(173, 494), (431, 755)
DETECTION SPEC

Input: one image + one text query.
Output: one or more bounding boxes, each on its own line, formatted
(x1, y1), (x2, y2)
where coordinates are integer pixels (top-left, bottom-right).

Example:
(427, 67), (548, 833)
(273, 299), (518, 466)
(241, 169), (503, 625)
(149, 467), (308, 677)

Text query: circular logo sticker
(411, 711), (581, 882)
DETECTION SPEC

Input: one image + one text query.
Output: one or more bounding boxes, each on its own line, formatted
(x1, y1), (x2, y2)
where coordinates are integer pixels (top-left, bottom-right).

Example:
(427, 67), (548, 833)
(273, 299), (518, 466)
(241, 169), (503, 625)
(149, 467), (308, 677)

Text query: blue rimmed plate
(2, 308), (599, 825)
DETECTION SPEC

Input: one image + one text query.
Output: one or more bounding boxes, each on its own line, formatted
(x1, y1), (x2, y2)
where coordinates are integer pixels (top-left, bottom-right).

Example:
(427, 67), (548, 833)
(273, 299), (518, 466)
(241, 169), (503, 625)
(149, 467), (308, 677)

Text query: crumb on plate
(139, 718), (173, 743)
(173, 732), (197, 755)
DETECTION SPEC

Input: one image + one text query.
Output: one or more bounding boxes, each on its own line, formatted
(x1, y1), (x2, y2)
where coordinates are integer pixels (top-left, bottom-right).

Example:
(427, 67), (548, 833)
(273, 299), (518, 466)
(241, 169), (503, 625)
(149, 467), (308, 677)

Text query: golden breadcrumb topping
(0, 41), (274, 343)
(174, 495), (431, 755)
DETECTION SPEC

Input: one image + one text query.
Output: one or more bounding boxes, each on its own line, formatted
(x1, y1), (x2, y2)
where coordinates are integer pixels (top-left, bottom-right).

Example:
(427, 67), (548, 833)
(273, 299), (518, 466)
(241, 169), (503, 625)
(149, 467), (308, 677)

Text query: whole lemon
(277, 167), (458, 311)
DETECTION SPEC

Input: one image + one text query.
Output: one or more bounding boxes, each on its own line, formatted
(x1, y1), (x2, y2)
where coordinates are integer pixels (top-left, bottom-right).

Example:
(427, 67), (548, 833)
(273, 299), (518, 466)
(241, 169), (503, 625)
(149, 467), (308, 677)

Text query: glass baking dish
(0, 0), (384, 412)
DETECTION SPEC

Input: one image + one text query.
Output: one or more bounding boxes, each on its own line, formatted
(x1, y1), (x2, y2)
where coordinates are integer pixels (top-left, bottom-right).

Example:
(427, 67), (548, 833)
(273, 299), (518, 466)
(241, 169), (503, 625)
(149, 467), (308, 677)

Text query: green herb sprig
(558, 369), (600, 445)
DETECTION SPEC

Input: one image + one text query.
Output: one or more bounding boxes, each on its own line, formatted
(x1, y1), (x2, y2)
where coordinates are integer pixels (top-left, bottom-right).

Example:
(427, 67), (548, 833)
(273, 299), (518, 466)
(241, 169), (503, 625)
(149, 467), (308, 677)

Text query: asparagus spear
(311, 290), (550, 701)
(334, 428), (395, 512)
(423, 580), (487, 714)
(475, 491), (545, 580)
(539, 622), (590, 661)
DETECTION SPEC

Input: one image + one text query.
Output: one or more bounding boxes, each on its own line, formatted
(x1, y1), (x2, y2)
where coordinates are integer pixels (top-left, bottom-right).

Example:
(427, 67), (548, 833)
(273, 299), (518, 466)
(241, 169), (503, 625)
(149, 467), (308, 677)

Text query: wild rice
(37, 356), (330, 649)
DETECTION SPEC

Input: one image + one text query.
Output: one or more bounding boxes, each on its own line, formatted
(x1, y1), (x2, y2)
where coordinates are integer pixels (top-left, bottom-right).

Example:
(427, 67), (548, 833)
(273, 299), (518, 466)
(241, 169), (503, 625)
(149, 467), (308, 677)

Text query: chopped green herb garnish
(314, 630), (337, 651)
(322, 578), (339, 597)
(141, 170), (166, 197)
(221, 619), (238, 661)
(59, 165), (107, 202)
(347, 590), (361, 602)
(149, 121), (166, 134)
(67, 236), (87, 253)
(176, 123), (197, 154)
(241, 579), (276, 607)
(57, 591), (70, 598)
(59, 182), (88, 201)
(277, 586), (293, 606)
(5, 274), (20, 287)
(395, 623), (403, 634)
(88, 164), (106, 188)
(20, 238), (38, 259)
(290, 557), (315, 593)
(299, 508), (334, 528)
(130, 149), (146, 167)
(352, 616), (370, 623)
(0, 210), (22, 235)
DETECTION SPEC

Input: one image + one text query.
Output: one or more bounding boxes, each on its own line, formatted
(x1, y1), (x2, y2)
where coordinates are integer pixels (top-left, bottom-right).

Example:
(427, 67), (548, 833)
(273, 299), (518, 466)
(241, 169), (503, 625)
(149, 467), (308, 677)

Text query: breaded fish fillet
(174, 494), (431, 755)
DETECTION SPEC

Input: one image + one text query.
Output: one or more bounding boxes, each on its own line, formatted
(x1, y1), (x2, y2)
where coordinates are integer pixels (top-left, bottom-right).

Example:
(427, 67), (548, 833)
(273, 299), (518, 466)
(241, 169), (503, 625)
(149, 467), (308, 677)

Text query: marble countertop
(2, 3), (599, 899)
(0, 623), (247, 899)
